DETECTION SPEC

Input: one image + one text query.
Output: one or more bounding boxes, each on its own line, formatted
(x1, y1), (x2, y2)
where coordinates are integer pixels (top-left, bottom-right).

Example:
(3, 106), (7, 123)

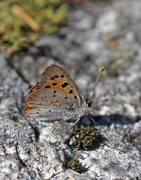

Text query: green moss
(66, 158), (84, 173)
(71, 126), (97, 150)
(0, 0), (68, 52)
(90, 0), (111, 3)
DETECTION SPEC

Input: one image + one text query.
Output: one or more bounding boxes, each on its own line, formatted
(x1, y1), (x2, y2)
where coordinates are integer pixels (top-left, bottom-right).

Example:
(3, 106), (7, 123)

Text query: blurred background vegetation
(0, 0), (111, 52)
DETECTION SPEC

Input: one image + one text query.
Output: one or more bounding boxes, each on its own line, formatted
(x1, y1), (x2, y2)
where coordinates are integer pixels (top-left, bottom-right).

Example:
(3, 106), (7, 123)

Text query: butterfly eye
(86, 99), (92, 107)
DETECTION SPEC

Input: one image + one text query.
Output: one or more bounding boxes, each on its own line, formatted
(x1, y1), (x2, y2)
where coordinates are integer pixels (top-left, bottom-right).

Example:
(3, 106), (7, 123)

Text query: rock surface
(0, 0), (141, 179)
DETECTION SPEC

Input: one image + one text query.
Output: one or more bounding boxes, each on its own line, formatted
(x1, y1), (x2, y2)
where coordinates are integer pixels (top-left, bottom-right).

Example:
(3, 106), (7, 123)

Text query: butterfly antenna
(97, 99), (109, 102)
(87, 66), (105, 100)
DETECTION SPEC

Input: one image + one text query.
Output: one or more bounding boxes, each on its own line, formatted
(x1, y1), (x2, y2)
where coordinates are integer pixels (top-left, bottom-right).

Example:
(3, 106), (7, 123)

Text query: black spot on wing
(45, 85), (51, 88)
(54, 75), (59, 78)
(52, 83), (57, 86)
(74, 96), (77, 99)
(50, 77), (55, 80)
(61, 82), (69, 88)
(61, 75), (65, 78)
(68, 89), (73, 94)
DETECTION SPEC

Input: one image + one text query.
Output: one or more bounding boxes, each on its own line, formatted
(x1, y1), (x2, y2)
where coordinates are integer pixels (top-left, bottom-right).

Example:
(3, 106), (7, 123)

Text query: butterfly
(24, 64), (105, 133)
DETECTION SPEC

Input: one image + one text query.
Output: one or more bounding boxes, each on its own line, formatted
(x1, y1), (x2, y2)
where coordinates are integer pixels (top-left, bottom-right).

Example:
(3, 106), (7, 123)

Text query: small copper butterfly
(24, 64), (105, 133)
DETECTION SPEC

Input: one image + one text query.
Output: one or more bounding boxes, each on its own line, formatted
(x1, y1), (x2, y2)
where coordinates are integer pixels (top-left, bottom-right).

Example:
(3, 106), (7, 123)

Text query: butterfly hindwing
(24, 88), (82, 120)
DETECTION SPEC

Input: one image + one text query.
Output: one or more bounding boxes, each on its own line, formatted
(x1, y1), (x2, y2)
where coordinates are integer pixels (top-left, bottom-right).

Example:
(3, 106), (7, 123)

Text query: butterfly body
(24, 64), (89, 121)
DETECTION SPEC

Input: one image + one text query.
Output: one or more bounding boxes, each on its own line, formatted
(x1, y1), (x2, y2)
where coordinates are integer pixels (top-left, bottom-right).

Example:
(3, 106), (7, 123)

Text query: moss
(71, 125), (97, 150)
(66, 158), (84, 173)
(90, 0), (111, 3)
(0, 0), (68, 52)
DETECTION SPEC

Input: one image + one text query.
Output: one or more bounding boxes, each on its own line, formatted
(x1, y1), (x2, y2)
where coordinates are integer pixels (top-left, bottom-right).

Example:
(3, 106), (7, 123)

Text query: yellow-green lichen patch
(71, 125), (97, 150)
(66, 158), (84, 173)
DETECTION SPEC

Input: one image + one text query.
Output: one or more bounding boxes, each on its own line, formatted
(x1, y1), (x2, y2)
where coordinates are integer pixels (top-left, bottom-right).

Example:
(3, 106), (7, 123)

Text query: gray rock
(0, 0), (141, 179)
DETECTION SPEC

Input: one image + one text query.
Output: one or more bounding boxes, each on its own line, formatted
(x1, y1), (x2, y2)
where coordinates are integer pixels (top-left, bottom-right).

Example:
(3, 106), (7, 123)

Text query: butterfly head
(86, 99), (93, 108)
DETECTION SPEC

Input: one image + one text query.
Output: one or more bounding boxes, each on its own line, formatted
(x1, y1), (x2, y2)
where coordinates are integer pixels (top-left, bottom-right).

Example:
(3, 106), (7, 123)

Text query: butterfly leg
(66, 115), (97, 134)
(87, 115), (97, 126)
(66, 117), (80, 134)
(53, 116), (73, 125)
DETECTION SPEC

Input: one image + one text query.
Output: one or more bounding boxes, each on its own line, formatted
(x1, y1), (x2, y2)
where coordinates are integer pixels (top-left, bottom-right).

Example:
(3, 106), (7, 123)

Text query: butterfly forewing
(38, 65), (86, 104)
